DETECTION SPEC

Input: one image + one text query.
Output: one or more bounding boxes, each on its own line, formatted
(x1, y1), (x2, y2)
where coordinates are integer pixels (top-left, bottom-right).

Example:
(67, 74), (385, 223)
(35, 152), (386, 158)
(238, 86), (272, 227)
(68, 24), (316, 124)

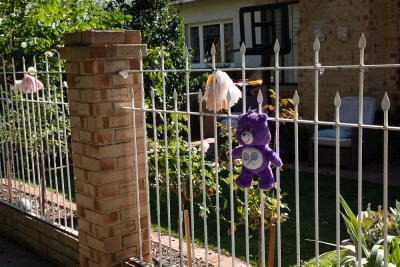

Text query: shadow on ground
(0, 236), (55, 267)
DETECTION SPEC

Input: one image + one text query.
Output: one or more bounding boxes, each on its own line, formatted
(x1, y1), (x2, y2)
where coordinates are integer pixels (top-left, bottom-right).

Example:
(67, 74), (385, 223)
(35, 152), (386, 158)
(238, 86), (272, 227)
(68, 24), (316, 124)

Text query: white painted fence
(124, 33), (400, 267)
(0, 55), (76, 235)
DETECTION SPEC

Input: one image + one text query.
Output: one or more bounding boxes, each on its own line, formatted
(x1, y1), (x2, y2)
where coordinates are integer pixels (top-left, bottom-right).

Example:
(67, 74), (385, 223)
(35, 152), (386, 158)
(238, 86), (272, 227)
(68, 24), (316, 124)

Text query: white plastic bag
(202, 70), (242, 112)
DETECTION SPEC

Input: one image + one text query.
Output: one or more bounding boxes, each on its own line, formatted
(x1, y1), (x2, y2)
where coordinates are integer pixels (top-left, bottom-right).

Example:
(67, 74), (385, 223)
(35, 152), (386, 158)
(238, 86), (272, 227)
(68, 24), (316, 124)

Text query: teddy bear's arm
(232, 146), (244, 159)
(270, 151), (283, 167)
(264, 146), (283, 167)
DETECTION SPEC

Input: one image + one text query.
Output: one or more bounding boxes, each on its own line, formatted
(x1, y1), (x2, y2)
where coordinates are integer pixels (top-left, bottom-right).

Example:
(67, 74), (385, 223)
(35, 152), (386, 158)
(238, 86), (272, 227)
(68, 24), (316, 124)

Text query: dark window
(186, 22), (234, 66)
(240, 2), (299, 84)
(203, 24), (221, 63)
(224, 23), (234, 63)
(189, 26), (200, 64)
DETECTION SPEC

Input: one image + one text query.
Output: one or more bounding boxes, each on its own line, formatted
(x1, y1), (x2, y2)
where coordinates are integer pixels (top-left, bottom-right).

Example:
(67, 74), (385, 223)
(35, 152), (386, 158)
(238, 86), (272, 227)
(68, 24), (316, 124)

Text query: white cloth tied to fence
(14, 73), (44, 93)
(202, 70), (242, 112)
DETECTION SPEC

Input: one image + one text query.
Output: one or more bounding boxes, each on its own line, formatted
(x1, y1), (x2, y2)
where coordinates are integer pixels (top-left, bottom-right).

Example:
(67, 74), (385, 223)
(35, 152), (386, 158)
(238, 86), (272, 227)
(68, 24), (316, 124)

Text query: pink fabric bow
(14, 73), (44, 93)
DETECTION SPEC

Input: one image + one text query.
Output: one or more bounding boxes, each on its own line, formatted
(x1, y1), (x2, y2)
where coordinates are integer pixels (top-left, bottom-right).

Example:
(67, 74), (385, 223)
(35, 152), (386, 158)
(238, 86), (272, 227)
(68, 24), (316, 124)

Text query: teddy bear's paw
(236, 176), (252, 188)
(259, 178), (274, 190)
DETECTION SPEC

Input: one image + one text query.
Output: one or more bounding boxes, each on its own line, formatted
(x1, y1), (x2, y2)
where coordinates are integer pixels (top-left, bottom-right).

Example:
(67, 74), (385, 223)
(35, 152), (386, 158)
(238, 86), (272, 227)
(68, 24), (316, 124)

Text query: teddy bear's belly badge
(241, 147), (263, 170)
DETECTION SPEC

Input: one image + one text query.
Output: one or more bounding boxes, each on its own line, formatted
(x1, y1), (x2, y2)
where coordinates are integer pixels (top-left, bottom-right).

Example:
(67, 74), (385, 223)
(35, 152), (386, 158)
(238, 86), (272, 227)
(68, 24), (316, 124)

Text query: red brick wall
(62, 30), (150, 267)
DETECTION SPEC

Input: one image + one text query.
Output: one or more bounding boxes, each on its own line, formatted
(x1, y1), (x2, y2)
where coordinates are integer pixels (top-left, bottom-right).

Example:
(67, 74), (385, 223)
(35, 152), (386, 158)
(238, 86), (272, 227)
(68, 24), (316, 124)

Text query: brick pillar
(61, 30), (150, 267)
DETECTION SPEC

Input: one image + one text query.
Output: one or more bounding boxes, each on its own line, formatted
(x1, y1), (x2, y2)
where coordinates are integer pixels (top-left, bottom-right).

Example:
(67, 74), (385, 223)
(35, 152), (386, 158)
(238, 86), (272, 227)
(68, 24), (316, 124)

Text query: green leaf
(340, 195), (370, 258)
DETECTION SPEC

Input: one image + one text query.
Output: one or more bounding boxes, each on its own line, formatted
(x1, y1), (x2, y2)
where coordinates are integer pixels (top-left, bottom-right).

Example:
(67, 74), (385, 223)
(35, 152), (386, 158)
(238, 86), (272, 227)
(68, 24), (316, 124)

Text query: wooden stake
(39, 164), (46, 216)
(6, 160), (12, 202)
(184, 209), (193, 267)
(268, 224), (276, 267)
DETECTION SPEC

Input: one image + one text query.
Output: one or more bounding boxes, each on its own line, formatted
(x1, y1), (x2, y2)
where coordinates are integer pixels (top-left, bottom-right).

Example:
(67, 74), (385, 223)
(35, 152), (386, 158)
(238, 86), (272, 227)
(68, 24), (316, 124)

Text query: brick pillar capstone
(61, 30), (150, 267)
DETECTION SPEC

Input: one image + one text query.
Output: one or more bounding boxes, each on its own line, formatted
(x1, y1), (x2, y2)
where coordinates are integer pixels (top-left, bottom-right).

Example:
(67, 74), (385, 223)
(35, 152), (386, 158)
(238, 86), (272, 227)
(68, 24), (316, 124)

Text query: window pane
(224, 23), (234, 63)
(203, 24), (221, 63)
(243, 13), (253, 47)
(189, 26), (200, 64)
(283, 3), (299, 83)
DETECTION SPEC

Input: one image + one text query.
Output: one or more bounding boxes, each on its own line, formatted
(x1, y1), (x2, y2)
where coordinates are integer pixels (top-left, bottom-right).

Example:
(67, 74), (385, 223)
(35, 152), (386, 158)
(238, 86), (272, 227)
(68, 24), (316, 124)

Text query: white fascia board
(170, 0), (197, 5)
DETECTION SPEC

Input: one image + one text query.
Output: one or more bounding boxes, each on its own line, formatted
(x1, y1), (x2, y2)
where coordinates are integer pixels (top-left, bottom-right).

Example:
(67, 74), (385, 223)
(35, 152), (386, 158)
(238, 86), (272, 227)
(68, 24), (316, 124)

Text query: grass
(300, 251), (337, 267)
(149, 169), (400, 266)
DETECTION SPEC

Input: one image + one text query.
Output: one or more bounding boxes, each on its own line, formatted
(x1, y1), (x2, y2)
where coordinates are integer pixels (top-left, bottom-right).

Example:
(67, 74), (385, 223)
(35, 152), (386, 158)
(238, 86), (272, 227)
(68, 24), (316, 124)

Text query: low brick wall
(0, 203), (79, 267)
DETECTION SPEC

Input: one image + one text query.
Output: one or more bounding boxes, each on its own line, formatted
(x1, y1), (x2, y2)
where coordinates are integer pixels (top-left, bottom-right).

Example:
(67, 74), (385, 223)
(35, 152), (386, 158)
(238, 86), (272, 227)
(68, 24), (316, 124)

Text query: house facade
(172, 0), (400, 120)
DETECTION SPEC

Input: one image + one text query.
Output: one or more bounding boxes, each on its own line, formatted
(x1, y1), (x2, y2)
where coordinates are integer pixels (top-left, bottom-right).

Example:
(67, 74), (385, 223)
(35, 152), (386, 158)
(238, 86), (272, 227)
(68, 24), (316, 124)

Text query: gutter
(170, 0), (197, 5)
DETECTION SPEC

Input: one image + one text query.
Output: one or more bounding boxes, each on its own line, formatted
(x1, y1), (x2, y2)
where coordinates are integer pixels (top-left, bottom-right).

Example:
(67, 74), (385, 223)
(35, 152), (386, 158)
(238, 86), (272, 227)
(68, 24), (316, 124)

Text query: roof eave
(170, 0), (197, 5)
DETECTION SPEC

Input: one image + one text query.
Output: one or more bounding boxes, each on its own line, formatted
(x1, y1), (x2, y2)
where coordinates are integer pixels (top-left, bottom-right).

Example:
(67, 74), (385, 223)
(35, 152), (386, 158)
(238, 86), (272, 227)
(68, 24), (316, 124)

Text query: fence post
(61, 30), (150, 267)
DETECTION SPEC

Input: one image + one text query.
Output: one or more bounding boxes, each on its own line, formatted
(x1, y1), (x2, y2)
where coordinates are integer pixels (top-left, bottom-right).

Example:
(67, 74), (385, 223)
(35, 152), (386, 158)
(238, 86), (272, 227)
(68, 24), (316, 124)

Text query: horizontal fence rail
(0, 55), (76, 235)
(122, 33), (399, 267)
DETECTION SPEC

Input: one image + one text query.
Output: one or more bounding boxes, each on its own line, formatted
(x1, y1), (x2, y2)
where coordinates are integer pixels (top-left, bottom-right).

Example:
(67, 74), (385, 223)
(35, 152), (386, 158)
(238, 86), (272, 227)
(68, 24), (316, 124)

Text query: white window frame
(186, 20), (233, 68)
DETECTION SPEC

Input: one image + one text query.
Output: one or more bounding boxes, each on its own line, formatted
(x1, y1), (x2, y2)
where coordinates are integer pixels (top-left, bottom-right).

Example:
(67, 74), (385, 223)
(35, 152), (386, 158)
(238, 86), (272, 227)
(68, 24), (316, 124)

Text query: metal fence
(125, 33), (400, 267)
(0, 56), (76, 235)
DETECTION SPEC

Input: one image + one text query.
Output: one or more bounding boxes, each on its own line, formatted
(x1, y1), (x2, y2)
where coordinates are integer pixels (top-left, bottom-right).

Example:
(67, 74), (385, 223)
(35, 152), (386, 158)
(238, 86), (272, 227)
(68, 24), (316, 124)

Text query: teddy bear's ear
(247, 109), (257, 114)
(258, 113), (268, 120)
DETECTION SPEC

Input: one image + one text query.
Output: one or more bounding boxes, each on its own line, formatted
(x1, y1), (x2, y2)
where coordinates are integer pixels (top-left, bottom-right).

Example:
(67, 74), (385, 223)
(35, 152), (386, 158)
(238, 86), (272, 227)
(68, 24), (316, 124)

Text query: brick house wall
(297, 0), (400, 120)
(256, 0), (400, 120)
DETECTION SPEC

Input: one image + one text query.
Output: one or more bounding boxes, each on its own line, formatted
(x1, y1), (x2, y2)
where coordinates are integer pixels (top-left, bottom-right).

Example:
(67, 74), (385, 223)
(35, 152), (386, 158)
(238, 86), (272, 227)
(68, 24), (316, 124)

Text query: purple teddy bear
(232, 111), (282, 190)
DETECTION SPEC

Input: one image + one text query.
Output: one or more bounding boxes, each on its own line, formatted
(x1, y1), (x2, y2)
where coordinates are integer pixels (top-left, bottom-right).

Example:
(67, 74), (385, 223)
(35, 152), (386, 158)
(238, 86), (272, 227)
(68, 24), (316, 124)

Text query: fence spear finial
(159, 49), (165, 59)
(226, 90), (231, 103)
(185, 45), (189, 59)
(293, 90), (299, 107)
(313, 36), (320, 52)
(334, 91), (341, 108)
(138, 49), (143, 61)
(211, 43), (216, 57)
(240, 42), (246, 56)
(358, 33), (366, 50)
(274, 39), (280, 54)
(257, 89), (263, 105)
(198, 90), (203, 102)
(173, 89), (178, 110)
(381, 92), (390, 112)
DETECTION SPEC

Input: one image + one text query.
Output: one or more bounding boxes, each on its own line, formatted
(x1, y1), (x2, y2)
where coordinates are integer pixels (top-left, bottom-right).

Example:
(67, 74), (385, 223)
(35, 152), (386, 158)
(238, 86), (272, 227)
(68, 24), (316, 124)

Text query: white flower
(44, 51), (54, 58)
(63, 81), (68, 88)
(21, 42), (27, 48)
(27, 66), (36, 74)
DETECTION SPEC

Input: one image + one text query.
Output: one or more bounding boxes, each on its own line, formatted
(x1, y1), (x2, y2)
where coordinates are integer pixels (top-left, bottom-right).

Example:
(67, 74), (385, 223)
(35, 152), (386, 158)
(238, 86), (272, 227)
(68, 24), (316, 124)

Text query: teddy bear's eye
(250, 128), (255, 133)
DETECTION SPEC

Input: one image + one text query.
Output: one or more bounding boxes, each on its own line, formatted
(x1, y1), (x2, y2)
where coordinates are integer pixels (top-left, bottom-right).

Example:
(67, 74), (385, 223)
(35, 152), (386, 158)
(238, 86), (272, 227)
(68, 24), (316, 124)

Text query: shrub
(0, 0), (127, 67)
(325, 196), (400, 266)
(361, 201), (400, 247)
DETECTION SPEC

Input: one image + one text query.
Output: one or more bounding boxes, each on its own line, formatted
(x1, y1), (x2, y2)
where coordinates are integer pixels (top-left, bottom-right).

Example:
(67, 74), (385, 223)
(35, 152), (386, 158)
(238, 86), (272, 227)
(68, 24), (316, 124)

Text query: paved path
(0, 236), (55, 267)
(151, 232), (248, 267)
